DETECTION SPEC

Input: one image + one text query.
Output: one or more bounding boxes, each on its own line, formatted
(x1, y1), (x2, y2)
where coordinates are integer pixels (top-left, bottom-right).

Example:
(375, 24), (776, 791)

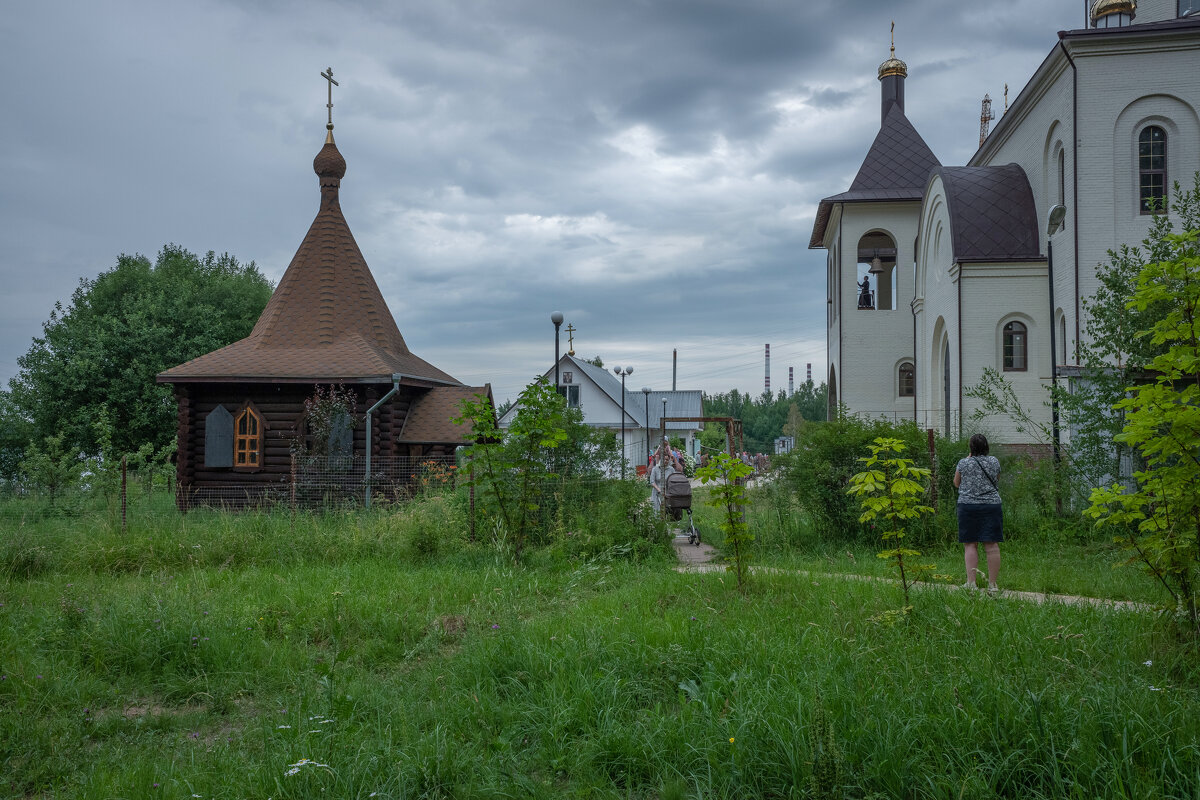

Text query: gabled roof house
(498, 355), (703, 470)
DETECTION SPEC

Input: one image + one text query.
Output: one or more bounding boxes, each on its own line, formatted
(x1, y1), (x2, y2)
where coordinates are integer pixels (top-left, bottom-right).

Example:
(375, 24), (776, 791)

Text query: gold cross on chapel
(565, 323), (576, 356)
(321, 67), (339, 132)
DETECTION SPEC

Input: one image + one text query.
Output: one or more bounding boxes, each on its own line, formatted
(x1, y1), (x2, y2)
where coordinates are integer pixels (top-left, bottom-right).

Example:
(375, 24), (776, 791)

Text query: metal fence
(178, 454), (461, 511)
(844, 408), (963, 435)
(0, 454), (654, 540)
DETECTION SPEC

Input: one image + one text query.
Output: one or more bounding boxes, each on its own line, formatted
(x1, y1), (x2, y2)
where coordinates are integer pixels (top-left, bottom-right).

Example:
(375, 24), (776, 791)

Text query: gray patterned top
(956, 456), (1001, 504)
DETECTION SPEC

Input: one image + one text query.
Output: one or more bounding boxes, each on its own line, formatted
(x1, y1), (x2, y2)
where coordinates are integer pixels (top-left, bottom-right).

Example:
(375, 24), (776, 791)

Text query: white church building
(811, 0), (1200, 445)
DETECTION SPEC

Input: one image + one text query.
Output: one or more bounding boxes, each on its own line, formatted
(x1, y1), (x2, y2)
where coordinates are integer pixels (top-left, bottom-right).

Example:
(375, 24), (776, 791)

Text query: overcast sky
(1, 0), (1087, 405)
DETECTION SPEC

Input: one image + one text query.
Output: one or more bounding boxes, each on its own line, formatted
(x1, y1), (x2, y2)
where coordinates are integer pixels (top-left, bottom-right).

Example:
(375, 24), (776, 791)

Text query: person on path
(649, 448), (675, 515)
(954, 433), (1003, 595)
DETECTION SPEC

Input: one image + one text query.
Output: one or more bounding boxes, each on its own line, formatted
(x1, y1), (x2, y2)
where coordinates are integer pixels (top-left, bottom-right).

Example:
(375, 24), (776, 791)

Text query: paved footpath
(671, 532), (1149, 613)
(671, 530), (718, 569)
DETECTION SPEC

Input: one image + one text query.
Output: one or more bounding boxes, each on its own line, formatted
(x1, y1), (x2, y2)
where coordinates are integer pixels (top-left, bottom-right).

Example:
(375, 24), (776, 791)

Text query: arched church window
(1058, 149), (1066, 207)
(898, 362), (915, 397)
(1139, 126), (1167, 214)
(1003, 322), (1028, 372)
(1059, 316), (1068, 365)
(234, 405), (264, 468)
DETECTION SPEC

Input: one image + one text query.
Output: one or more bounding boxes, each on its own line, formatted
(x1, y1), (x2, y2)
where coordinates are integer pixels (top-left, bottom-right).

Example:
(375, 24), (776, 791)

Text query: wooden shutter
(204, 405), (234, 467)
(327, 409), (354, 460)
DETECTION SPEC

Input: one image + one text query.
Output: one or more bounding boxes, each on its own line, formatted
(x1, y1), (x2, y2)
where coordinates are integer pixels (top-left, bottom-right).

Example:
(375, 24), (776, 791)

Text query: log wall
(175, 382), (421, 503)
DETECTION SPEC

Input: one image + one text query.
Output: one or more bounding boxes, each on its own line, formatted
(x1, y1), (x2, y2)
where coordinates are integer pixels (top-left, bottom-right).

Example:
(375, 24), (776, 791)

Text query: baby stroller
(664, 471), (699, 545)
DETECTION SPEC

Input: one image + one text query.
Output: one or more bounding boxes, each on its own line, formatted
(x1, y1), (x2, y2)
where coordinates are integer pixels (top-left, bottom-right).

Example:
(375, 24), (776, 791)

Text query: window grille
(1139, 126), (1167, 214)
(1003, 322), (1028, 371)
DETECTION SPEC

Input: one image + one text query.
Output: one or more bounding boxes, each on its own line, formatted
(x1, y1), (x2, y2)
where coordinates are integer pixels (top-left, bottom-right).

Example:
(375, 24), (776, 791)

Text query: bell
(869, 254), (884, 275)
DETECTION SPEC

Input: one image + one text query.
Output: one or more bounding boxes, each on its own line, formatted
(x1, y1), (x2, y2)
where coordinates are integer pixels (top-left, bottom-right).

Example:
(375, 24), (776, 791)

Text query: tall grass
(2, 495), (1198, 798)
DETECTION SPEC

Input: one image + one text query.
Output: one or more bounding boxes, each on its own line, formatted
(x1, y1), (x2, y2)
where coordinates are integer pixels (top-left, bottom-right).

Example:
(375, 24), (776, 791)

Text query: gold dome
(878, 43), (907, 80)
(878, 53), (907, 80)
(878, 24), (907, 80)
(1091, 0), (1136, 22)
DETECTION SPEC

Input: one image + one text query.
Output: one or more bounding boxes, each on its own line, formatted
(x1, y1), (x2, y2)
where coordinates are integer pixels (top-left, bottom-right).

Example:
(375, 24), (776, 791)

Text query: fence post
(290, 451), (297, 515)
(926, 428), (937, 507)
(469, 461), (476, 543)
(121, 455), (127, 533)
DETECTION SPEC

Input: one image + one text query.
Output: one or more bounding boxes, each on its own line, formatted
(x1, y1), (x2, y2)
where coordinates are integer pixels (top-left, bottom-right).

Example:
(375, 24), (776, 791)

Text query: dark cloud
(0, 0), (1082, 404)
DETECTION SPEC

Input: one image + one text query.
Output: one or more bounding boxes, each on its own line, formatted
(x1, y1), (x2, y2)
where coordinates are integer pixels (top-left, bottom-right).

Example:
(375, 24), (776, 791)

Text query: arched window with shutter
(204, 405), (234, 468)
(234, 404), (264, 469)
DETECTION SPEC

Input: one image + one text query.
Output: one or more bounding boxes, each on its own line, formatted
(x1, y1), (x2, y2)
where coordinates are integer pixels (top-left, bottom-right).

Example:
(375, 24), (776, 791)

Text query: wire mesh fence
(844, 408), (963, 435)
(179, 454), (462, 511)
(0, 453), (665, 543)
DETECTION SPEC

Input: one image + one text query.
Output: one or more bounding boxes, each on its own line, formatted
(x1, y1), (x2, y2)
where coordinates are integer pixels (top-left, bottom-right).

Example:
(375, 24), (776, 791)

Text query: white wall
(831, 201), (922, 420)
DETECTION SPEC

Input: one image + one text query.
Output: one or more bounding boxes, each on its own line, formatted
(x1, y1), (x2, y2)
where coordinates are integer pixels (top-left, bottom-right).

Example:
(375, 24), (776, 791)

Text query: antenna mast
(979, 93), (994, 148)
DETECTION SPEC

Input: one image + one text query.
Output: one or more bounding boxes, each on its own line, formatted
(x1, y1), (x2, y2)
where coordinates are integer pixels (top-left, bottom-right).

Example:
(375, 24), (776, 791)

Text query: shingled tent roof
(934, 164), (1042, 263)
(158, 133), (460, 386)
(809, 103), (941, 248)
(398, 384), (493, 444)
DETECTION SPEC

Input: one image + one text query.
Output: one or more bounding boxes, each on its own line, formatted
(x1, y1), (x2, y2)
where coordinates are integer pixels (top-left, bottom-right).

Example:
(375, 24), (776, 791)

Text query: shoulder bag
(972, 456), (999, 491)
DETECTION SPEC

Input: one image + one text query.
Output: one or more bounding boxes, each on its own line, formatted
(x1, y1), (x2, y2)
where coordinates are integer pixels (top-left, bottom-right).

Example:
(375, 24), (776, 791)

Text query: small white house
(498, 355), (703, 472)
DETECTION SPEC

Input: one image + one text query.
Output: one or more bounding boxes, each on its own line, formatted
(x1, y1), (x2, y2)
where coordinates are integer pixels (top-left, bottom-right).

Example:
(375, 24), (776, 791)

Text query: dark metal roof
(809, 103), (941, 248)
(1060, 14), (1200, 40)
(158, 135), (460, 386)
(935, 164), (1042, 263)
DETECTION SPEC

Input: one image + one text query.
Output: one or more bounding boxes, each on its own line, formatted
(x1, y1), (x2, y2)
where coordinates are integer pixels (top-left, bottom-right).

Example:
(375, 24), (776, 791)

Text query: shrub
(781, 414), (948, 545)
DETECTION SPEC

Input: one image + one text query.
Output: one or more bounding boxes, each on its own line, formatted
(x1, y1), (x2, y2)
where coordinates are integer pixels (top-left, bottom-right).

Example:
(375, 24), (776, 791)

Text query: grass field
(2, 492), (1199, 798)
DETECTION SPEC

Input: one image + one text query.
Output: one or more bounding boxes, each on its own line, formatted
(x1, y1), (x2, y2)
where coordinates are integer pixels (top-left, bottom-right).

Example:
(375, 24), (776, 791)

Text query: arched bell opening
(856, 231), (898, 311)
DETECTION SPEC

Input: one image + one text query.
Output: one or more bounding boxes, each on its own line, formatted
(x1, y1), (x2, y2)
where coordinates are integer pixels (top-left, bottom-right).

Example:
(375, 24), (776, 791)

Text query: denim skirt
(957, 502), (1003, 543)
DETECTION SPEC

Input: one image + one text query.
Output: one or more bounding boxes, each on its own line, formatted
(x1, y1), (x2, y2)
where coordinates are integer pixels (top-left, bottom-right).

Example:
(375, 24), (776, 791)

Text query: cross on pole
(565, 323), (576, 356)
(321, 67), (339, 130)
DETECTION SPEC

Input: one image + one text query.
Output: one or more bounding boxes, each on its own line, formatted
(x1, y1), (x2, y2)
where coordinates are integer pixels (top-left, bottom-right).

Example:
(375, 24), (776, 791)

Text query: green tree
(0, 390), (33, 483)
(847, 437), (936, 608)
(702, 382), (828, 454)
(19, 433), (83, 506)
(9, 244), (272, 456)
(1062, 212), (1177, 492)
(696, 452), (754, 592)
(1086, 175), (1200, 631)
(456, 377), (599, 562)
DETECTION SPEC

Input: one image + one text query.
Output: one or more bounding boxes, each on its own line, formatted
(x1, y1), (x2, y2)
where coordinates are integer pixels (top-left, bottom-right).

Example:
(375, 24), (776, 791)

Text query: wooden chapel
(157, 75), (490, 506)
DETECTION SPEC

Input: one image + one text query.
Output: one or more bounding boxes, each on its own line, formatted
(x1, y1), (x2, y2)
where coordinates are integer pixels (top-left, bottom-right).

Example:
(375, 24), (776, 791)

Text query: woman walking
(954, 434), (1002, 595)
(649, 448), (675, 516)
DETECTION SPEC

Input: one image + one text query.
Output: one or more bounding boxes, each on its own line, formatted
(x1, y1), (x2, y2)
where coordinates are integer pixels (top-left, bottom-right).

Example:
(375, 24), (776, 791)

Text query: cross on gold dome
(565, 323), (576, 355)
(321, 67), (339, 133)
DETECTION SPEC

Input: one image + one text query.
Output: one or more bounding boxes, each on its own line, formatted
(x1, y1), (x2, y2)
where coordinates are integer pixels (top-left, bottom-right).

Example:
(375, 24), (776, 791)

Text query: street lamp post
(614, 366), (633, 478)
(551, 311), (564, 394)
(641, 387), (652, 471)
